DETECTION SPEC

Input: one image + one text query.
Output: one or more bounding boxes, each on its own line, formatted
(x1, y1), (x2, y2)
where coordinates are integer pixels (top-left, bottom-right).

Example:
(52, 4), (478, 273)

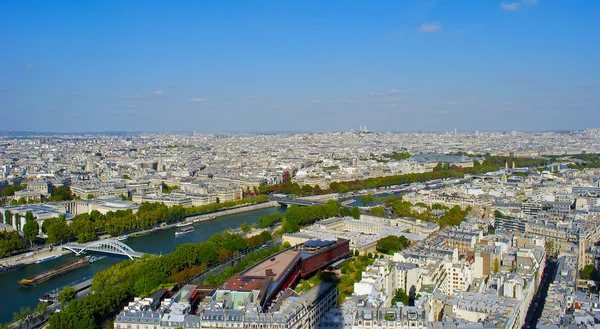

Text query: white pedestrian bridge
(62, 239), (145, 260)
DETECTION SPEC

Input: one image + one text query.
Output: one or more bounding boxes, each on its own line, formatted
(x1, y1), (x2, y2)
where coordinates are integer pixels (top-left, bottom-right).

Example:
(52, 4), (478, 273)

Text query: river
(0, 206), (285, 324)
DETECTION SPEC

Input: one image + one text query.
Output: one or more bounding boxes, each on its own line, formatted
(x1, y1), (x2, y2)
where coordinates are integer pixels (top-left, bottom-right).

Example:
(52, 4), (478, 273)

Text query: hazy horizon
(1, 0), (598, 132)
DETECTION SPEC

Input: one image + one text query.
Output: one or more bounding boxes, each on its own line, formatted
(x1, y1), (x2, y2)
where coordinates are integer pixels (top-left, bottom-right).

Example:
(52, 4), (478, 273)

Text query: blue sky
(0, 0), (598, 133)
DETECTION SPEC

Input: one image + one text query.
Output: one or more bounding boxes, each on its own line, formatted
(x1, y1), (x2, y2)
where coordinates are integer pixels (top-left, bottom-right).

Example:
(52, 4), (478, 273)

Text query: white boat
(35, 254), (63, 264)
(175, 227), (195, 236)
(192, 215), (215, 223)
(175, 221), (193, 227)
(116, 235), (129, 241)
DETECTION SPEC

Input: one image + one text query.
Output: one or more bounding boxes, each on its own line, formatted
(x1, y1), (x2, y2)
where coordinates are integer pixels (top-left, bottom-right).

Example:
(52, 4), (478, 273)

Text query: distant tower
(157, 158), (163, 171)
(505, 162), (509, 171)
(193, 130), (197, 138)
(512, 161), (516, 169)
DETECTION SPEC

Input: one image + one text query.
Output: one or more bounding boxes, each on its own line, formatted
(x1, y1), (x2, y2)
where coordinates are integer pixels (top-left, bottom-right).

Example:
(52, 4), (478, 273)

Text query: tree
(13, 213), (21, 231)
(354, 249), (360, 257)
(4, 210), (11, 225)
(46, 217), (74, 244)
(392, 288), (410, 306)
(1, 184), (25, 197)
(47, 186), (73, 202)
(25, 211), (34, 222)
(580, 265), (599, 281)
(240, 222), (252, 233)
(87, 194), (94, 200)
(351, 206), (361, 219)
(360, 193), (374, 206)
(493, 258), (499, 273)
(259, 230), (272, 242)
(377, 235), (409, 254)
(370, 206), (385, 216)
(17, 197), (27, 205)
(22, 220), (39, 247)
(58, 286), (77, 307)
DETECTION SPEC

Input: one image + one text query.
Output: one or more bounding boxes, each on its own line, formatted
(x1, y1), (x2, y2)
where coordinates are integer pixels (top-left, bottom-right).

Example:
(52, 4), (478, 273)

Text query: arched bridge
(271, 196), (325, 207)
(62, 239), (145, 260)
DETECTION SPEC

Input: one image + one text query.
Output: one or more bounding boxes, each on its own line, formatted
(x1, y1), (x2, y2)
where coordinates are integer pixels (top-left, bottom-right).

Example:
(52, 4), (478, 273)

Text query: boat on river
(116, 235), (129, 241)
(0, 263), (25, 275)
(20, 258), (90, 287)
(35, 254), (63, 264)
(193, 215), (215, 223)
(175, 221), (193, 228)
(175, 226), (194, 236)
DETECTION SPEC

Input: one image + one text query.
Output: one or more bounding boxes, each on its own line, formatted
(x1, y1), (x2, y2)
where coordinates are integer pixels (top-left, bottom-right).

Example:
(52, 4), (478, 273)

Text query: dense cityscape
(0, 129), (599, 329)
(3, 0), (598, 328)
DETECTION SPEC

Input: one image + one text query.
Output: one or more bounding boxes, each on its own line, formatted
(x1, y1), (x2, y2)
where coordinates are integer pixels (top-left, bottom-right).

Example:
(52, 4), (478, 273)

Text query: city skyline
(1, 0), (598, 132)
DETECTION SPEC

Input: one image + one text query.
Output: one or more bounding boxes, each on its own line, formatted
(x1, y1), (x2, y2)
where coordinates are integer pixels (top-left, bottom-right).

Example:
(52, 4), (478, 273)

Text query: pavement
(1, 246), (71, 267)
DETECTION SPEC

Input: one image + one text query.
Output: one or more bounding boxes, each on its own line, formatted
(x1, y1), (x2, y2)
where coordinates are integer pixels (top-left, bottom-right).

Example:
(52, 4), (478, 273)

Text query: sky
(0, 0), (598, 133)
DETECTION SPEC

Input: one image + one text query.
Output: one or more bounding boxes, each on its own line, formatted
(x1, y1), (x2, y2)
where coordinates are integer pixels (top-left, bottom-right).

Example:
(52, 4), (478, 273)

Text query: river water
(0, 206), (285, 324)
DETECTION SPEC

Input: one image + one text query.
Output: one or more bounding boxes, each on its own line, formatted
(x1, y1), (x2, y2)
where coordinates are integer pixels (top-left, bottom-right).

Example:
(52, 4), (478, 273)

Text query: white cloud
(500, 2), (520, 10)
(445, 101), (461, 105)
(522, 0), (538, 4)
(419, 22), (442, 33)
(369, 92), (382, 96)
(189, 97), (207, 103)
(389, 89), (404, 94)
(25, 64), (35, 69)
(310, 100), (320, 103)
(130, 90), (166, 100)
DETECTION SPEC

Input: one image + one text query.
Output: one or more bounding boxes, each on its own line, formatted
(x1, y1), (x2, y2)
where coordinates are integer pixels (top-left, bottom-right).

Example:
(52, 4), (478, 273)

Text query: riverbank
(1, 247), (71, 267)
(1, 201), (280, 268)
(188, 200), (279, 220)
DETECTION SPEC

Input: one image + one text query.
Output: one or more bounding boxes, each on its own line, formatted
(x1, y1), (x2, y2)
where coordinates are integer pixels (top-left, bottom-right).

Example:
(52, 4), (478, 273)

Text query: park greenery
(370, 206), (385, 216)
(565, 153), (600, 170)
(256, 155), (554, 197)
(376, 235), (410, 255)
(278, 200), (341, 234)
(45, 186), (73, 202)
(0, 230), (25, 256)
(258, 212), (282, 228)
(340, 206), (361, 219)
(390, 199), (471, 228)
(580, 265), (599, 281)
(57, 286), (77, 307)
(384, 151), (411, 160)
(0, 184), (26, 197)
